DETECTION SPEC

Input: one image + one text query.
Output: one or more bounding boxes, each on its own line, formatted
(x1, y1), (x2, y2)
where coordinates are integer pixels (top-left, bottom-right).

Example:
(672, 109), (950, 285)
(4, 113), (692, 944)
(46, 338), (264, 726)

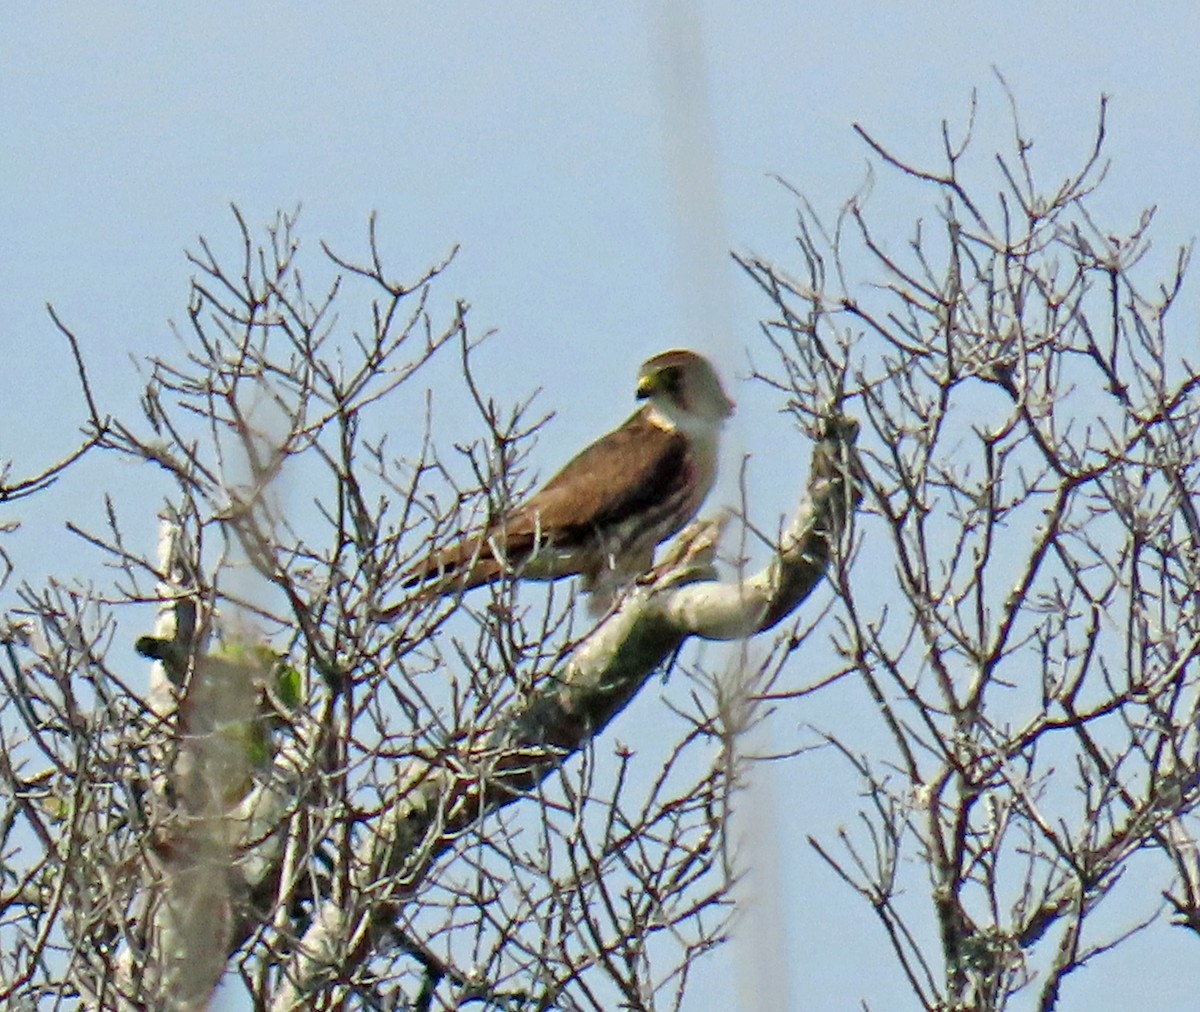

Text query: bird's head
(636, 349), (734, 432)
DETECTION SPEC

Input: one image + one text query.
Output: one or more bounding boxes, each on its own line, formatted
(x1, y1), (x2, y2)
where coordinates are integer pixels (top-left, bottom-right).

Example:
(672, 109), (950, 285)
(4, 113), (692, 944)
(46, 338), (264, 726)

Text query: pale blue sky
(4, 4), (1200, 1009)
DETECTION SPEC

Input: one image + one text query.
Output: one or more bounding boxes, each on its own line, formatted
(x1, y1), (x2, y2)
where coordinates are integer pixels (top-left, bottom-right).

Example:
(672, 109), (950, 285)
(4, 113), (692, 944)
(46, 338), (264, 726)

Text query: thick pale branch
(266, 412), (860, 1004)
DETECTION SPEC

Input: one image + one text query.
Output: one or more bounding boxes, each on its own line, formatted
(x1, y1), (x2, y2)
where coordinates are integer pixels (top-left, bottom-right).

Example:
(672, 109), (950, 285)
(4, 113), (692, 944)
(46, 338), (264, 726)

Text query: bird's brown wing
(499, 406), (692, 553)
(403, 407), (692, 587)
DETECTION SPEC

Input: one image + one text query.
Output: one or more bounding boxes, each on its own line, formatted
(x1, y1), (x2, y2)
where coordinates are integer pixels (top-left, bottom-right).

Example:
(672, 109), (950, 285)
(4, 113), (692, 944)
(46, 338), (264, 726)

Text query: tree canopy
(1, 93), (1198, 1011)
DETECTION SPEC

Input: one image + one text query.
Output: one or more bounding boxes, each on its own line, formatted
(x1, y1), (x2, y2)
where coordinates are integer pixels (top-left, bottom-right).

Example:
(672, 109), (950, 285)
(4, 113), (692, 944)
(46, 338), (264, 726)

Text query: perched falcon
(396, 349), (734, 610)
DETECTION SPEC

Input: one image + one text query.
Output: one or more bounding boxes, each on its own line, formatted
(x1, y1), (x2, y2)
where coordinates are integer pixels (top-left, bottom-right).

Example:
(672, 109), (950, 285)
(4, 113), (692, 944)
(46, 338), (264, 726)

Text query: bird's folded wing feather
(405, 408), (691, 585)
(506, 408), (691, 545)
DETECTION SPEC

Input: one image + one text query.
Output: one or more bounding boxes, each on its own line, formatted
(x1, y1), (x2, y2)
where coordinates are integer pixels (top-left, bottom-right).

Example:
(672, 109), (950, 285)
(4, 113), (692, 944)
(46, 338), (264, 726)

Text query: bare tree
(741, 84), (1200, 1010)
(5, 84), (1195, 1012)
(0, 203), (856, 1009)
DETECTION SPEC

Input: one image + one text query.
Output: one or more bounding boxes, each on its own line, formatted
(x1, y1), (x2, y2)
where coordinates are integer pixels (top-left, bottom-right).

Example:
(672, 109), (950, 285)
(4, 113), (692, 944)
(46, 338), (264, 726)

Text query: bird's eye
(660, 367), (682, 393)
